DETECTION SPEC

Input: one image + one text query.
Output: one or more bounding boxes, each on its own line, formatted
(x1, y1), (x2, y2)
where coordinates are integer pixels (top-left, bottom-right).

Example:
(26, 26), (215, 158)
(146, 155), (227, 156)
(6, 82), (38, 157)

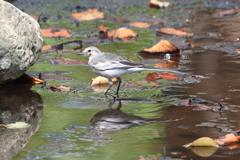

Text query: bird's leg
(115, 77), (122, 98)
(104, 78), (113, 98)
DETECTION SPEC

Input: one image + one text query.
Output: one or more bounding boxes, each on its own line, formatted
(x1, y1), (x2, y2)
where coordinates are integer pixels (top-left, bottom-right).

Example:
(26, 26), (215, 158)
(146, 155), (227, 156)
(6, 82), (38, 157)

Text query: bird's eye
(88, 50), (91, 52)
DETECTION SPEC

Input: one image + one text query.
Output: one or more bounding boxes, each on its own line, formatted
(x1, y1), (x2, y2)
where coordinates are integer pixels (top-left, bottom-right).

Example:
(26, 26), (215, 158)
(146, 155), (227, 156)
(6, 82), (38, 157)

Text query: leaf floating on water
(184, 137), (219, 148)
(91, 76), (118, 86)
(98, 25), (110, 33)
(41, 27), (72, 38)
(6, 122), (30, 129)
(108, 28), (137, 42)
(160, 72), (178, 80)
(146, 72), (162, 83)
(50, 85), (72, 92)
(156, 28), (193, 36)
(42, 45), (52, 52)
(72, 9), (104, 21)
(141, 40), (180, 54)
(215, 133), (240, 145)
(129, 22), (151, 28)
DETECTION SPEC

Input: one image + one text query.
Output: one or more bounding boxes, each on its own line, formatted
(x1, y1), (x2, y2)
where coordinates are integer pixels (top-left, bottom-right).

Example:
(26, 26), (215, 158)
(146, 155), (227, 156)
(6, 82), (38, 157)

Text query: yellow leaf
(184, 137), (219, 148)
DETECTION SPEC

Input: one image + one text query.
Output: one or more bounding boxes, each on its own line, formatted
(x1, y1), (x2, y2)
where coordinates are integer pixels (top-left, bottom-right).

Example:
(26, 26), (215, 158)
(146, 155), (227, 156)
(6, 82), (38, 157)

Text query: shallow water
(3, 0), (240, 159)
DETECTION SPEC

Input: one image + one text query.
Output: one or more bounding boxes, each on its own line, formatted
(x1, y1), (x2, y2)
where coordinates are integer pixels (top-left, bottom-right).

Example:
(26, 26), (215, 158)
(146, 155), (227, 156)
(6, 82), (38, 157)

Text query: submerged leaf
(52, 58), (87, 65)
(6, 122), (30, 129)
(72, 9), (104, 21)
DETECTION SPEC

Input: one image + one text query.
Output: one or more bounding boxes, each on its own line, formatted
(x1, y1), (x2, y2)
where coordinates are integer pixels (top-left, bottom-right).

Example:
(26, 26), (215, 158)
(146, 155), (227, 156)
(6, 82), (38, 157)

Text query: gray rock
(0, 1), (42, 84)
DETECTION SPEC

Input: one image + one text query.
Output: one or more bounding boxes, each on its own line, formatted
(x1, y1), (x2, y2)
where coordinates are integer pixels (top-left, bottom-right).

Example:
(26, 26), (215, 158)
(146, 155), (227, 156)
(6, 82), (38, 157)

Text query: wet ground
(2, 0), (240, 159)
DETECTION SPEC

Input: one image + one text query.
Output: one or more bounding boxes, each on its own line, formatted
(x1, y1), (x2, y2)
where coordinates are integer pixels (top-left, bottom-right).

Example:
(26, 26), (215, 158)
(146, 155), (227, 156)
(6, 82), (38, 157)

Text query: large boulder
(0, 1), (42, 84)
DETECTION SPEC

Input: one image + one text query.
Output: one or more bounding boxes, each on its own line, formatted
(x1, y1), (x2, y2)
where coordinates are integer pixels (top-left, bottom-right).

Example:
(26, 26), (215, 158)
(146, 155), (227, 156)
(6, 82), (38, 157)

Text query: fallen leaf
(72, 9), (104, 21)
(129, 22), (151, 28)
(6, 122), (30, 129)
(13, 73), (44, 85)
(146, 72), (162, 83)
(156, 28), (192, 36)
(42, 27), (72, 38)
(91, 76), (118, 86)
(215, 134), (240, 145)
(42, 45), (52, 52)
(184, 137), (219, 148)
(39, 73), (72, 81)
(50, 85), (71, 92)
(141, 40), (180, 53)
(160, 72), (178, 80)
(219, 9), (236, 16)
(149, 0), (170, 8)
(108, 27), (137, 41)
(98, 25), (110, 33)
(52, 58), (87, 65)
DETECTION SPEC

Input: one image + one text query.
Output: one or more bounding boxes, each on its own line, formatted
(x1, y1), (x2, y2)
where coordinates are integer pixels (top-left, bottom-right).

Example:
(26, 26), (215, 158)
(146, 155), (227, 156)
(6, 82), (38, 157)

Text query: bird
(80, 46), (180, 98)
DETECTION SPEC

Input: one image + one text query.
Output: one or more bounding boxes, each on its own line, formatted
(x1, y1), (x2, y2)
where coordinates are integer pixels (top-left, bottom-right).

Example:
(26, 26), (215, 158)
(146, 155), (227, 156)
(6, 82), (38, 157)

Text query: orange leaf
(219, 9), (236, 16)
(160, 72), (178, 80)
(156, 28), (190, 36)
(72, 9), (104, 21)
(91, 76), (118, 86)
(98, 25), (110, 33)
(142, 40), (179, 53)
(42, 45), (52, 52)
(129, 22), (151, 28)
(50, 85), (71, 92)
(41, 27), (72, 38)
(13, 73), (44, 85)
(146, 72), (161, 82)
(108, 27), (137, 40)
(215, 134), (239, 145)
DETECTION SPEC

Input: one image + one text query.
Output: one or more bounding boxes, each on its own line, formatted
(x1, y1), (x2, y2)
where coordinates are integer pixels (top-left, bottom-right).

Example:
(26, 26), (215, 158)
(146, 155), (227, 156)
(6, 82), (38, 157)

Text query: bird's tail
(143, 66), (181, 74)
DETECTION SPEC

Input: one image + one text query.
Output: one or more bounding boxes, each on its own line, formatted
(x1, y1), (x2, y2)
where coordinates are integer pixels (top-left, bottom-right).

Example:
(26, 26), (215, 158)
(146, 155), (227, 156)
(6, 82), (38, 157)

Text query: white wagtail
(81, 46), (180, 98)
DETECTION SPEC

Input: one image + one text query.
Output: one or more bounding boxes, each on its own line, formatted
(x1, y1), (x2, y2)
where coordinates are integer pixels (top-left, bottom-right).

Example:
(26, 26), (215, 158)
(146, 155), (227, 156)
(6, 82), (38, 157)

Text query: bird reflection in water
(89, 100), (165, 134)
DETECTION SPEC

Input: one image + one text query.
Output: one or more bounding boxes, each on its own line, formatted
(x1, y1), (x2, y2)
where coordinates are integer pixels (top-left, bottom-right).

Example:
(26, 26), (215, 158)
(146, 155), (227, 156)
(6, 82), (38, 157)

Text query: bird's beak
(77, 52), (83, 55)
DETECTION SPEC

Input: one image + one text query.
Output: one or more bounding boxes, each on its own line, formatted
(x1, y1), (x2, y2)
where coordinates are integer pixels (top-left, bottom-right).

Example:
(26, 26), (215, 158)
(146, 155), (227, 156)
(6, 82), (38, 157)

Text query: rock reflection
(90, 100), (163, 134)
(0, 89), (43, 160)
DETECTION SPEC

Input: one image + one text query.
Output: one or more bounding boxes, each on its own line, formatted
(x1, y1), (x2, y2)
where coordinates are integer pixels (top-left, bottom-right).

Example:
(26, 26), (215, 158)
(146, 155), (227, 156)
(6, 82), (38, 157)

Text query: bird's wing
(91, 52), (144, 71)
